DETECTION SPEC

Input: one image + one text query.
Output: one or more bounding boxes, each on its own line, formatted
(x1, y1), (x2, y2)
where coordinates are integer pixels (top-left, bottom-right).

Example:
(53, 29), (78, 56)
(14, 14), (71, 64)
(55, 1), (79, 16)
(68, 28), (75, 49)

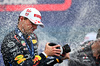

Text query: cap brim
(30, 19), (44, 28)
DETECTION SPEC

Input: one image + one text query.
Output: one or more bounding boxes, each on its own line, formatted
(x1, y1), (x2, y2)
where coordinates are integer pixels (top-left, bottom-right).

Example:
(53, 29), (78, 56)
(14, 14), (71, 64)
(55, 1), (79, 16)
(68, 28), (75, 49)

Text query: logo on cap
(26, 9), (32, 12)
(25, 9), (32, 16)
(34, 14), (41, 19)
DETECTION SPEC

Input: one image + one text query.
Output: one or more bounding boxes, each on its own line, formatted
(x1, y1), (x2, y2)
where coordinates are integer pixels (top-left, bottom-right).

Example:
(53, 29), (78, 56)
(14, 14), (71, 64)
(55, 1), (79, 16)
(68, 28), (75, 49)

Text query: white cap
(20, 8), (44, 27)
(83, 32), (97, 42)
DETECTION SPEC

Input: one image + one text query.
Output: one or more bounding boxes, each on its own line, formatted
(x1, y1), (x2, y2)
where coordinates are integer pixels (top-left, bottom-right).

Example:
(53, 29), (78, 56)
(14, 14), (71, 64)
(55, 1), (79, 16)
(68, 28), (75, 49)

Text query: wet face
(91, 39), (100, 59)
(23, 19), (37, 34)
(18, 17), (38, 34)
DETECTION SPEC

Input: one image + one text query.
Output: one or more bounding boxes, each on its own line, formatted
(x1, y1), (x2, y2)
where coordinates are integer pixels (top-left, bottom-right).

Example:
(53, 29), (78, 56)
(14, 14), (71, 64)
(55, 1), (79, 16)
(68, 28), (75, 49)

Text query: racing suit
(68, 44), (100, 66)
(1, 27), (62, 66)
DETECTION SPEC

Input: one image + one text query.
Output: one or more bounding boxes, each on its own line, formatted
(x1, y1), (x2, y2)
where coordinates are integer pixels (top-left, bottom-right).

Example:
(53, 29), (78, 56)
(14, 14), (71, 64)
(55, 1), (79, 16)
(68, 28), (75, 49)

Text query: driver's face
(21, 19), (37, 34)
